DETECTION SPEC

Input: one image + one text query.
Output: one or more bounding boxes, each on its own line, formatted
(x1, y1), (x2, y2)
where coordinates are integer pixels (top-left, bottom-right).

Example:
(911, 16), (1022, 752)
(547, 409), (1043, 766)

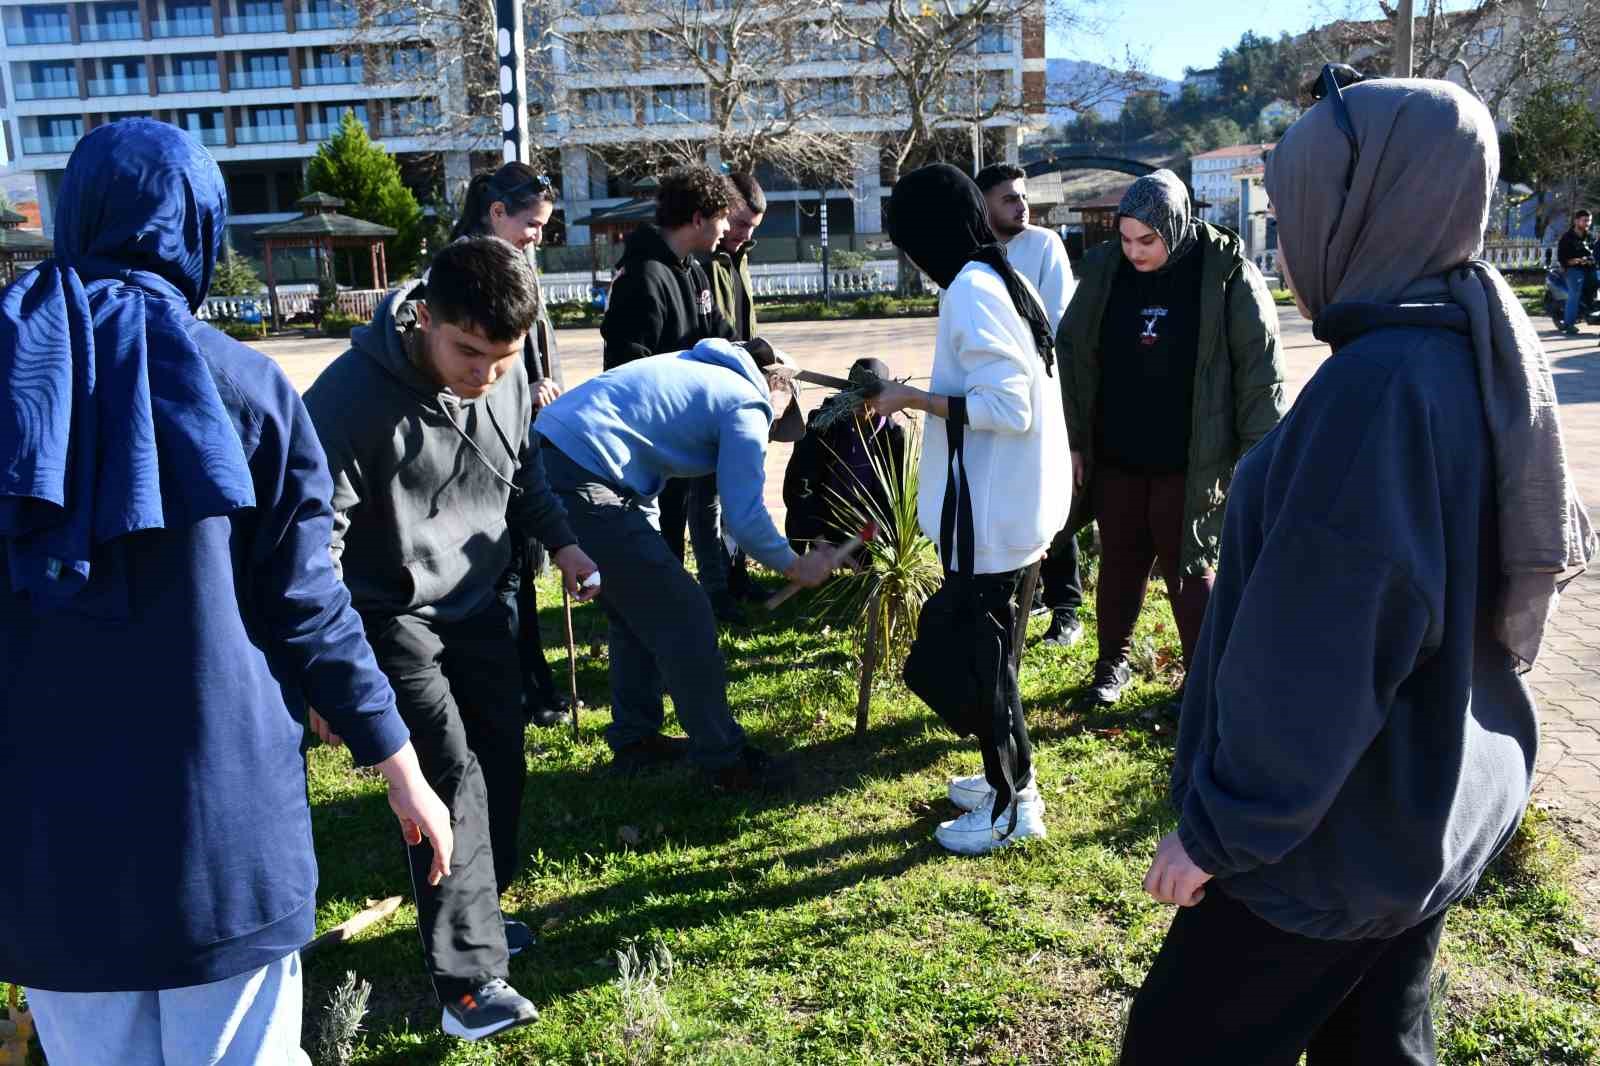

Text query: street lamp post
(1394, 0), (1415, 78)
(495, 0), (530, 163)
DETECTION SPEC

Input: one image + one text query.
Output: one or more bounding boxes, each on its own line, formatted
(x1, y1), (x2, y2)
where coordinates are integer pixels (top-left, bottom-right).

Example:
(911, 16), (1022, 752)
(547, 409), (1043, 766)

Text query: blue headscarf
(0, 119), (255, 601)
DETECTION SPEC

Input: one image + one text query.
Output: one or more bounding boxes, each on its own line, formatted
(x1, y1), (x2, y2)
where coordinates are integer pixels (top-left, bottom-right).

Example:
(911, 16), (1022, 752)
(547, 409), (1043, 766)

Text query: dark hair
(451, 162), (557, 241)
(974, 163), (1026, 193)
(728, 171), (767, 215)
(656, 165), (735, 228)
(1577, 209), (1593, 221)
(424, 236), (541, 343)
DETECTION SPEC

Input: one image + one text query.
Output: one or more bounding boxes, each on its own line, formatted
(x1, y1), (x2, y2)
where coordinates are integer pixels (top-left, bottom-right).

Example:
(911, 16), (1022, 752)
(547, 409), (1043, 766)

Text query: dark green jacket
(707, 242), (757, 340)
(1059, 222), (1286, 576)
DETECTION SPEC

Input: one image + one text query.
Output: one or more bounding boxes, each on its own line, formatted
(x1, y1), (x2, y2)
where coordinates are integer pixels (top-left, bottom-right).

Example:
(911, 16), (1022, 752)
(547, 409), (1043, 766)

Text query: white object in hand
(582, 571), (602, 589)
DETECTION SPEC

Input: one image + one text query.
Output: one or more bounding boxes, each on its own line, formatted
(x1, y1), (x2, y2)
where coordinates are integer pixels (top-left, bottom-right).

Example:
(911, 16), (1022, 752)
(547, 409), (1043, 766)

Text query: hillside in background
(1046, 58), (1179, 123)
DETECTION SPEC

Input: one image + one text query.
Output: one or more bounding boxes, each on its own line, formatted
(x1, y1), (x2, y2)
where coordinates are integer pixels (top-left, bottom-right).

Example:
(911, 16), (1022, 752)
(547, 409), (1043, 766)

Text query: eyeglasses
(493, 171), (555, 200)
(1308, 63), (1374, 190)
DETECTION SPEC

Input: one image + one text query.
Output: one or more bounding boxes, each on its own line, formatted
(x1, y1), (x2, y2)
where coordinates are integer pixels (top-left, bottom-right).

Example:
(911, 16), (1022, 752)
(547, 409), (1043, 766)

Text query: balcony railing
(5, 24), (73, 45)
(183, 125), (227, 145)
(88, 77), (147, 97)
(235, 123), (297, 143)
(223, 12), (286, 33)
(300, 65), (362, 85)
(12, 79), (79, 100)
(231, 68), (293, 89)
(159, 72), (221, 92)
(151, 16), (214, 37)
(23, 133), (81, 154)
(303, 120), (364, 140)
(374, 6), (417, 26)
(80, 21), (143, 41)
(296, 6), (357, 28)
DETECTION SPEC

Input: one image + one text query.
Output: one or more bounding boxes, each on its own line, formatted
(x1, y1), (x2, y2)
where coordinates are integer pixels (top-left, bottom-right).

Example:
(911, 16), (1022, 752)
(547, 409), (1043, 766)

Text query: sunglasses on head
(493, 172), (555, 200)
(1307, 63), (1375, 190)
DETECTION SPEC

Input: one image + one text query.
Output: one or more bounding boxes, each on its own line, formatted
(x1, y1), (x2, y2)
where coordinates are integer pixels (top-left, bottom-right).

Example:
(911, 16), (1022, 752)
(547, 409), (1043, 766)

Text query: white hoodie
(919, 261), (1071, 575)
(1003, 224), (1076, 332)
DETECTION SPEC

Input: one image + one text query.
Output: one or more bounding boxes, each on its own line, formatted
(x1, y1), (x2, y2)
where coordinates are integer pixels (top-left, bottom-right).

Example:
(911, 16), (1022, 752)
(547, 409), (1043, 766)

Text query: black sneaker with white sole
(442, 978), (539, 1041)
(1081, 659), (1131, 707)
(1041, 610), (1084, 648)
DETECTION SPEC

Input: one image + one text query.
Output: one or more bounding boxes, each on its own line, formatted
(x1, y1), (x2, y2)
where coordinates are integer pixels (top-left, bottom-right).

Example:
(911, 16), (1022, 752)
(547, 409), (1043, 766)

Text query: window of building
(647, 85), (708, 123)
(976, 21), (1010, 54)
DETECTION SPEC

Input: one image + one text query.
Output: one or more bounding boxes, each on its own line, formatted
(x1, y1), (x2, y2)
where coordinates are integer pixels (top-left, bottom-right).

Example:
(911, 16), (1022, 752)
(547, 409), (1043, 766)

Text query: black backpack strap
(940, 397), (975, 580)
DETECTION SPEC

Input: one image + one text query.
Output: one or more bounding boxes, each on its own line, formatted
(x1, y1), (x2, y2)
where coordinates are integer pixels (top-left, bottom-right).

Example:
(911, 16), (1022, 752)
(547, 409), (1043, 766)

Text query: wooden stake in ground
(563, 586), (580, 742)
(299, 896), (403, 958)
(855, 589), (882, 741)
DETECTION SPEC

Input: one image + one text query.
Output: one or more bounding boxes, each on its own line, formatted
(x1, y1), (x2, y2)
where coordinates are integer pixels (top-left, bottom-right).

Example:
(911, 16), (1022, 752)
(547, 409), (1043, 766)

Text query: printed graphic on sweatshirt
(699, 288), (713, 315)
(1139, 305), (1169, 347)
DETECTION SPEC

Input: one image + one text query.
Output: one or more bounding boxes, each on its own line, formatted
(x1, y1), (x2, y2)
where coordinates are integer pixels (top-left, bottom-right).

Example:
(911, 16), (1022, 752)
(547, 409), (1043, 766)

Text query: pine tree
(305, 111), (425, 284)
(210, 242), (264, 297)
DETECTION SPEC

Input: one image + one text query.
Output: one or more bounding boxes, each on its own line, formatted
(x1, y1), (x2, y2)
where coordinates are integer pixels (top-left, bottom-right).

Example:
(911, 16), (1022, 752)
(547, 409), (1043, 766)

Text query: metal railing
(88, 77), (147, 97)
(151, 17), (215, 37)
(22, 133), (81, 154)
(4, 24), (72, 45)
(80, 21), (143, 41)
(186, 126), (227, 145)
(299, 64), (362, 85)
(223, 12), (286, 32)
(296, 6), (357, 28)
(234, 123), (297, 143)
(159, 72), (221, 92)
(12, 79), (79, 100)
(231, 68), (292, 89)
(200, 288), (391, 323)
(303, 119), (365, 140)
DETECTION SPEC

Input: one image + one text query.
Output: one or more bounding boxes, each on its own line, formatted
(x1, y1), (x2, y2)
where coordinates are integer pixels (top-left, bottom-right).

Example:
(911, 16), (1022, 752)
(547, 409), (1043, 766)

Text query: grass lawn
(296, 565), (1599, 1066)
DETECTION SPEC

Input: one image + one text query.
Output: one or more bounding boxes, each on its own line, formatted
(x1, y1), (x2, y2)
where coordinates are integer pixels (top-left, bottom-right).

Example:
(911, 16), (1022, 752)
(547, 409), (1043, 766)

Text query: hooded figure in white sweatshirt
(868, 163), (1071, 855)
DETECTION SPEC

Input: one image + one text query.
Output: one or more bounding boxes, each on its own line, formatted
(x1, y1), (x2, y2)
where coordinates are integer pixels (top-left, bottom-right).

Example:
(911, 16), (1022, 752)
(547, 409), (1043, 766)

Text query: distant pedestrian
(451, 162), (573, 727)
(1557, 207), (1596, 336)
(1121, 72), (1594, 1066)
(976, 162), (1084, 649)
(2, 119), (452, 1065)
(1058, 169), (1285, 708)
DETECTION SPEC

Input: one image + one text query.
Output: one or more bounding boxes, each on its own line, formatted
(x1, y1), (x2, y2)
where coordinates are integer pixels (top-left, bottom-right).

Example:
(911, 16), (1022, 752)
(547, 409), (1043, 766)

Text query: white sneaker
(947, 769), (1037, 813)
(935, 796), (1047, 855)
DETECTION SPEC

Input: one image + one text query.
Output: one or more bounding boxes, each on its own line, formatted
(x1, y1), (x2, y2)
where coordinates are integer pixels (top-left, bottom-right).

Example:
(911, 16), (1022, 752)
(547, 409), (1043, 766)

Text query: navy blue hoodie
(0, 122), (407, 991)
(1173, 301), (1536, 940)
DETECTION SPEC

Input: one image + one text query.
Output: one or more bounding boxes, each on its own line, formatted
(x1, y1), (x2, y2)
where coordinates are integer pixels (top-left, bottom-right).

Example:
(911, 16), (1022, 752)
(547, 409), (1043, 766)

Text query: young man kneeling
(306, 237), (599, 1041)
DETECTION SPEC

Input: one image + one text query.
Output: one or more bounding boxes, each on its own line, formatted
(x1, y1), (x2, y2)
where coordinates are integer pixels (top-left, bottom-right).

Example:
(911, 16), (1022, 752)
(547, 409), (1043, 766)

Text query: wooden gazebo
(253, 193), (397, 329)
(0, 208), (54, 283)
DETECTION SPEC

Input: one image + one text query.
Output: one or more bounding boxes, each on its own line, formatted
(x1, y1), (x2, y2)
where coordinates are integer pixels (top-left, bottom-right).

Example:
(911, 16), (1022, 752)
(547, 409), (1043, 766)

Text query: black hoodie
(602, 223), (734, 369)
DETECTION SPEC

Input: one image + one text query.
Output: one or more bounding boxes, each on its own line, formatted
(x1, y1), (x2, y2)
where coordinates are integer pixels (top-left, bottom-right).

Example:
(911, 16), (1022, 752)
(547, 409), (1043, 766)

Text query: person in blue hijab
(0, 119), (454, 1064)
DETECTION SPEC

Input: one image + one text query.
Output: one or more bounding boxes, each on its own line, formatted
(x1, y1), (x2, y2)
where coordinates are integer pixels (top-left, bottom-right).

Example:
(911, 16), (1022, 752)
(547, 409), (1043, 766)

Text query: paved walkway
(262, 313), (1600, 907)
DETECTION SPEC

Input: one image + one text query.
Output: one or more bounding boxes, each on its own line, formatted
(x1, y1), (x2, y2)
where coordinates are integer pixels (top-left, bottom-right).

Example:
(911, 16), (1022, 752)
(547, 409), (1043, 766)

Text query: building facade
(1189, 141), (1273, 225)
(0, 0), (480, 253)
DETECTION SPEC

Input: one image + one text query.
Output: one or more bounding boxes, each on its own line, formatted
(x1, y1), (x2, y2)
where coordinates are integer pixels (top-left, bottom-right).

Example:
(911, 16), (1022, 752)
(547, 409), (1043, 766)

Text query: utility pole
(1393, 0), (1415, 78)
(819, 187), (831, 306)
(495, 0), (530, 163)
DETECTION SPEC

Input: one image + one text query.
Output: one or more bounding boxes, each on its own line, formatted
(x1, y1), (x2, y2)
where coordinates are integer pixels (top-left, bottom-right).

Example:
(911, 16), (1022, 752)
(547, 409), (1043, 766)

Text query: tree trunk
(855, 591), (882, 741)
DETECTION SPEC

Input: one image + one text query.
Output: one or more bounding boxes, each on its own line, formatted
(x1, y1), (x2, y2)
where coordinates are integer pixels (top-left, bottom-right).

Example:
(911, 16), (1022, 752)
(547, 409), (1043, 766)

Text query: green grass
(295, 568), (1598, 1065)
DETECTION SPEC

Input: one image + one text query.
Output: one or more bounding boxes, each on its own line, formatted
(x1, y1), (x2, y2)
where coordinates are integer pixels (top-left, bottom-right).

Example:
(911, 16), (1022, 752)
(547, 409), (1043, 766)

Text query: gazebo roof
(0, 208), (29, 225)
(252, 212), (398, 240)
(0, 227), (54, 253)
(571, 196), (655, 228)
(296, 191), (346, 210)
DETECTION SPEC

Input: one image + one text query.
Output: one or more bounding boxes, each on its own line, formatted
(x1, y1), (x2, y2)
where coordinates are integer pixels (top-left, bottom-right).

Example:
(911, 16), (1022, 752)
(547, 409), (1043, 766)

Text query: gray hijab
(1117, 170), (1197, 268)
(1267, 77), (1594, 669)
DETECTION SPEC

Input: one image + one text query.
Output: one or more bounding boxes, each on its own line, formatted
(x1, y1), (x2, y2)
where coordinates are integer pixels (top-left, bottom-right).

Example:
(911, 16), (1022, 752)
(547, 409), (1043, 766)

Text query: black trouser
(1121, 888), (1447, 1066)
(1040, 522), (1084, 613)
(361, 604), (523, 1003)
(499, 533), (559, 709)
(657, 473), (729, 597)
(972, 569), (1035, 820)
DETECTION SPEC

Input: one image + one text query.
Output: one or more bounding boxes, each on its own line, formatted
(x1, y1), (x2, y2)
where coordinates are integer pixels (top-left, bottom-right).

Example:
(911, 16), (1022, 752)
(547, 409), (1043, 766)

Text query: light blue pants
(26, 954), (307, 1066)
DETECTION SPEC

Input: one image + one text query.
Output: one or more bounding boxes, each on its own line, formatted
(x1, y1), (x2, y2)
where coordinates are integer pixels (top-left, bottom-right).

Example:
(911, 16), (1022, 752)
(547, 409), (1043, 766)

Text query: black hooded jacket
(601, 223), (734, 369)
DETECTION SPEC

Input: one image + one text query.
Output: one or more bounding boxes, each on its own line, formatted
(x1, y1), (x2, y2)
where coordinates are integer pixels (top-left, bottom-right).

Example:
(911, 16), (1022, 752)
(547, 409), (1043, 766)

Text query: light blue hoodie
(536, 338), (798, 573)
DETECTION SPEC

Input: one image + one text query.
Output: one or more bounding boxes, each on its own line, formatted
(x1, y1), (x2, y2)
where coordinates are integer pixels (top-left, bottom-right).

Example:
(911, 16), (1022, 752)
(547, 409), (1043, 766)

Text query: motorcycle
(1545, 263), (1600, 329)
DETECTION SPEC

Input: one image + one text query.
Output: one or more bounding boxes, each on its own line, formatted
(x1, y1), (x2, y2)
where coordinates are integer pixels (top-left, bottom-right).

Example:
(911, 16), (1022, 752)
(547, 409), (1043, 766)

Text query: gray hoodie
(305, 281), (576, 622)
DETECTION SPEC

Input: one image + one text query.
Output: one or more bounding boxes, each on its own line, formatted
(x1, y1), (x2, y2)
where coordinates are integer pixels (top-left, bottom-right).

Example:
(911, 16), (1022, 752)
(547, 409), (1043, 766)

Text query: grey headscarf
(1267, 77), (1594, 670)
(1117, 169), (1197, 268)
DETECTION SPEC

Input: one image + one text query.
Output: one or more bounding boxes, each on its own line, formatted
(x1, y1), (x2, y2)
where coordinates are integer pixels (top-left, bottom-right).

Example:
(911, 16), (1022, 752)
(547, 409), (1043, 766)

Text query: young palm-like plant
(810, 415), (942, 739)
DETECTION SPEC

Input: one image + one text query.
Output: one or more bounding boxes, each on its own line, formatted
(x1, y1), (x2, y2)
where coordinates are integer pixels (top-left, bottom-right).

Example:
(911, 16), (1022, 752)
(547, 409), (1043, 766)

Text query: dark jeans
(1564, 265), (1599, 329)
(1040, 521), (1084, 613)
(1121, 889), (1446, 1065)
(543, 446), (747, 769)
(1093, 465), (1214, 669)
(499, 534), (560, 709)
(972, 569), (1035, 819)
(658, 473), (729, 598)
(361, 605), (523, 1003)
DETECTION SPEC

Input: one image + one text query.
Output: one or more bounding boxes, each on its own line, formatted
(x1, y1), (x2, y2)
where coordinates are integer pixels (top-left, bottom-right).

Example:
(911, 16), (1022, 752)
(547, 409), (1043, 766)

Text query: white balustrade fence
(1481, 240), (1553, 272)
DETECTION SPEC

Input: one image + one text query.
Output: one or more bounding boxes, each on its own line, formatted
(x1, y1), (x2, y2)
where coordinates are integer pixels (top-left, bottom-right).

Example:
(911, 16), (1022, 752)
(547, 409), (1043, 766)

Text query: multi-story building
(1189, 142), (1273, 225)
(544, 2), (1047, 245)
(0, 0), (481, 255)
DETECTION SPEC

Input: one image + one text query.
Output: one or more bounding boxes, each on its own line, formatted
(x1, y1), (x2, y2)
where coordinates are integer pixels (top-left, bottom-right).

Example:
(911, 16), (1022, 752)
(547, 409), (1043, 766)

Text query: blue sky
(1048, 1), (1344, 81)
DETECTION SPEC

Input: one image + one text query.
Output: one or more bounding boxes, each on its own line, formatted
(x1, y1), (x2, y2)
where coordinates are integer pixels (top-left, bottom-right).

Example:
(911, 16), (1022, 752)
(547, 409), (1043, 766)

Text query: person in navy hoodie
(0, 120), (453, 1064)
(1122, 74), (1595, 1064)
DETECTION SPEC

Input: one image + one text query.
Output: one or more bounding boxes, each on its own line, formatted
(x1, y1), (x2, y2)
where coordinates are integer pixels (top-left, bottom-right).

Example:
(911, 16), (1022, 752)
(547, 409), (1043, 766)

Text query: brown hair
(452, 162), (557, 241)
(656, 165), (735, 228)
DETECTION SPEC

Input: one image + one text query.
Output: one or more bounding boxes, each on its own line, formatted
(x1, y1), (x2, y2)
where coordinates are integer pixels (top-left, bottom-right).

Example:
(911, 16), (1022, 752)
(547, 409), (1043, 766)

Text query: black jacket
(602, 224), (734, 368)
(1558, 228), (1595, 269)
(782, 401), (908, 552)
